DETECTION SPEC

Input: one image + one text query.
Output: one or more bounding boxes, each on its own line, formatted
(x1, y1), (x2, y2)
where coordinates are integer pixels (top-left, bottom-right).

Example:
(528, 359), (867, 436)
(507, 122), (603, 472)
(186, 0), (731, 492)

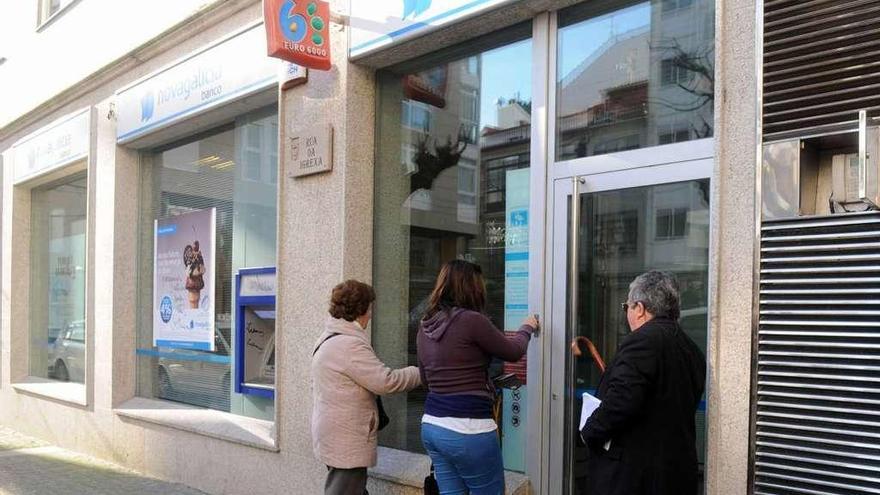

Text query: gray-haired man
(580, 270), (706, 495)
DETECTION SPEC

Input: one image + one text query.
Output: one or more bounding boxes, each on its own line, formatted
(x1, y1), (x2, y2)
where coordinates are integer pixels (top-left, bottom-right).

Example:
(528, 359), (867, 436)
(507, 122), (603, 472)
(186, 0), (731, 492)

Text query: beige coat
(311, 317), (421, 468)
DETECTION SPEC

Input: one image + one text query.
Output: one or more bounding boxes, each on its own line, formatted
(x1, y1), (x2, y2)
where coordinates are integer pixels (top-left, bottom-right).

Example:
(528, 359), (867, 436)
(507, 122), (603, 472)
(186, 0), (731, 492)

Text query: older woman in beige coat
(312, 280), (421, 495)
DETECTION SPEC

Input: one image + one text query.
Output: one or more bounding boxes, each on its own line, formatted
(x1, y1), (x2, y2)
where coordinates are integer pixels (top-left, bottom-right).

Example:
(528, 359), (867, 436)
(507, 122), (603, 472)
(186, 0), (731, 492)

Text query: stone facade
(0, 0), (757, 493)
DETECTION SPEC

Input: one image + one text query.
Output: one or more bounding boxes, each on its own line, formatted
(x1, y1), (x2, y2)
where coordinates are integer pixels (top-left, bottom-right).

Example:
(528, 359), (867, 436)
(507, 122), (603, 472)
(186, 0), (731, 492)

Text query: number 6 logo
(279, 1), (308, 43)
(265, 0), (331, 70)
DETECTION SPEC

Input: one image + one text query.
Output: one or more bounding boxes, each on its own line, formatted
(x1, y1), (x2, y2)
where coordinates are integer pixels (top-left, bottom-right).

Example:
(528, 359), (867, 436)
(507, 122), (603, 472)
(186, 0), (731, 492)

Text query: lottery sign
(264, 0), (331, 70)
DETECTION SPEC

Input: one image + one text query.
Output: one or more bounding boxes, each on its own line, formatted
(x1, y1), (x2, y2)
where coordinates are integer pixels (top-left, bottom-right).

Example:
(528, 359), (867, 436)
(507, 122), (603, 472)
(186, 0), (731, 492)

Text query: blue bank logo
(403, 0), (431, 19)
(510, 209), (528, 227)
(279, 1), (308, 43)
(141, 91), (156, 122)
(159, 296), (173, 323)
(157, 224), (177, 236)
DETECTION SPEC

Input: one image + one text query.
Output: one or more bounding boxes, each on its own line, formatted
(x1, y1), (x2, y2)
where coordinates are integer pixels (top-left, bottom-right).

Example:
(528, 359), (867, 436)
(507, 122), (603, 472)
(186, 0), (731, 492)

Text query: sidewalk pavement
(0, 426), (207, 495)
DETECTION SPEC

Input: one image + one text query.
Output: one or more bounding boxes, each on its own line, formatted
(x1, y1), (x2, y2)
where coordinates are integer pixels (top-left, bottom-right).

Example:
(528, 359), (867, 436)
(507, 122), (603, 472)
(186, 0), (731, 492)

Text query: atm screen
(254, 310), (276, 320)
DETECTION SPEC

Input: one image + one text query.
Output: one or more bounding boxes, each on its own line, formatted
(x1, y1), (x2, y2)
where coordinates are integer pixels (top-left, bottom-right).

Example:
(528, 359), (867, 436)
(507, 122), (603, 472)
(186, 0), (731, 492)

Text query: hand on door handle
(523, 314), (540, 335)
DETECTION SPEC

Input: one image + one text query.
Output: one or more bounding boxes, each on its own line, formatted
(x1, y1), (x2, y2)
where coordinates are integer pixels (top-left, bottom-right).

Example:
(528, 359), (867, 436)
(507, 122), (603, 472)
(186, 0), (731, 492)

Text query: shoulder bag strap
(312, 333), (340, 357)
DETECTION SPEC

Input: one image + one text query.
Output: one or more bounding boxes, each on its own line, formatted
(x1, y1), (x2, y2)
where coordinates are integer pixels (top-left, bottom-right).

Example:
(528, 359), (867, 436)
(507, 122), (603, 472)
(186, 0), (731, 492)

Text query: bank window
(484, 154), (529, 208)
(594, 135), (640, 154)
(239, 118), (278, 184)
(38, 0), (75, 26)
(461, 89), (480, 144)
(458, 159), (478, 222)
(658, 121), (692, 144)
(467, 56), (479, 75)
(30, 173), (88, 383)
(556, 0), (714, 160)
(661, 58), (693, 86)
(402, 101), (432, 133)
(135, 106), (278, 421)
(655, 207), (689, 240)
(374, 27), (533, 472)
(458, 161), (477, 195)
(663, 0), (694, 13)
(401, 143), (419, 174)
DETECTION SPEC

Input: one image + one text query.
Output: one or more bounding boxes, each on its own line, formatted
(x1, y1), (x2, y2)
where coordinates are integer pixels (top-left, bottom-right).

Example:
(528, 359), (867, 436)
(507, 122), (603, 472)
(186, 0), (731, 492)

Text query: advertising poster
(504, 168), (530, 332)
(153, 208), (216, 351)
(502, 167), (529, 472)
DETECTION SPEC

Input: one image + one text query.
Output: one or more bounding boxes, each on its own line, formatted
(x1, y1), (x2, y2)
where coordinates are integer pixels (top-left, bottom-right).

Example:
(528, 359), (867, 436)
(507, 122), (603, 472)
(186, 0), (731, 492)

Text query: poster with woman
(153, 208), (216, 350)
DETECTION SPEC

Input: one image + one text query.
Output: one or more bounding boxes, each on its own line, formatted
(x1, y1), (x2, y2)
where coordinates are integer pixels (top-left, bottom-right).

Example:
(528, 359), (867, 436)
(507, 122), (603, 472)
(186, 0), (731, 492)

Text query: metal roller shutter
(763, 0), (880, 142)
(754, 211), (880, 495)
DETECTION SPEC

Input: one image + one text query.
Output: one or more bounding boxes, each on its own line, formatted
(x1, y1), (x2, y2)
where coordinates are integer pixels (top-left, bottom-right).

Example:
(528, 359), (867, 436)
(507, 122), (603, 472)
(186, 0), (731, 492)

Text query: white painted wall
(0, 0), (221, 129)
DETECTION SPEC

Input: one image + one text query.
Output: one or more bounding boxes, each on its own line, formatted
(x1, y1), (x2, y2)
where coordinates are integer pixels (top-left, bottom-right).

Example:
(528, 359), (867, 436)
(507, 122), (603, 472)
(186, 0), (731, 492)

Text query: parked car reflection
(49, 320), (85, 383)
(48, 326), (64, 345)
(156, 325), (232, 411)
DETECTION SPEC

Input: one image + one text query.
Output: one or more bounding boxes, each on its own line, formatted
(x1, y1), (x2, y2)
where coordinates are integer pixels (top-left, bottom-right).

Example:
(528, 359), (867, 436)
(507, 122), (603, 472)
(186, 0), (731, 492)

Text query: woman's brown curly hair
(329, 280), (376, 322)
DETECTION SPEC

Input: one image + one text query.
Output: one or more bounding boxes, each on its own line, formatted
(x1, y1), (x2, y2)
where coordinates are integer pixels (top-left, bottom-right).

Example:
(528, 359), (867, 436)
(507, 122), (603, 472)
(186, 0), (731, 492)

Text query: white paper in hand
(579, 392), (601, 431)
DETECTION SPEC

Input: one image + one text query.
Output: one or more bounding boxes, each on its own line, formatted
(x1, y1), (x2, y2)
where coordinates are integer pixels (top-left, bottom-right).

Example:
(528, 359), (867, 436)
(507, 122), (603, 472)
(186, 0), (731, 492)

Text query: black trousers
(325, 466), (368, 495)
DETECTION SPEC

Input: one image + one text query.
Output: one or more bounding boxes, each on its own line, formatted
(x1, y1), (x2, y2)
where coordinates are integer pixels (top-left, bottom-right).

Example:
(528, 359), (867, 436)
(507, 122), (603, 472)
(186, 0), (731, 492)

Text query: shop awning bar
(761, 230), (880, 241)
(765, 3), (880, 37)
(758, 380), (880, 395)
(761, 288), (880, 295)
(758, 431), (880, 451)
(757, 419), (880, 440)
(764, 0), (866, 18)
(758, 390), (880, 406)
(762, 254), (880, 263)
(758, 400), (880, 418)
(761, 215), (880, 230)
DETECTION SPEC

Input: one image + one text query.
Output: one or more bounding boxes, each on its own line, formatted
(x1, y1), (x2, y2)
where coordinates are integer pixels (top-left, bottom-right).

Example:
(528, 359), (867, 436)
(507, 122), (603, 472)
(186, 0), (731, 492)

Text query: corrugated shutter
(763, 0), (880, 141)
(754, 211), (880, 495)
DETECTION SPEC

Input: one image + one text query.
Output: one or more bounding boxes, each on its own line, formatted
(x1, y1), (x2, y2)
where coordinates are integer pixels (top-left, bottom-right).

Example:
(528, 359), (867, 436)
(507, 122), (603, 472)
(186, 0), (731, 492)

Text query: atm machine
(235, 267), (276, 399)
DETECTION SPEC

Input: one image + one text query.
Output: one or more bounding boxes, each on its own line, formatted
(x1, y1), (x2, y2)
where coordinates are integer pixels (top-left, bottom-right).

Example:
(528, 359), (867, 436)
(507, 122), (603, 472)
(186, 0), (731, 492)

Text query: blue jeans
(421, 423), (505, 495)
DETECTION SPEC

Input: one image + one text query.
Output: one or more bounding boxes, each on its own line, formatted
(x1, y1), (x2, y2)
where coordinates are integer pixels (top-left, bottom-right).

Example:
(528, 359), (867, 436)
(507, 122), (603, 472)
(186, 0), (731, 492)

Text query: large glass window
(136, 107), (278, 421)
(373, 26), (533, 470)
(30, 173), (88, 383)
(556, 0), (714, 161)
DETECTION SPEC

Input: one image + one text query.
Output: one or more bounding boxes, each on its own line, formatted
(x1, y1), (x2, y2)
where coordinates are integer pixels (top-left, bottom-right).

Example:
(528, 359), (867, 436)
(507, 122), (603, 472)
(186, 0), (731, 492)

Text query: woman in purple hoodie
(417, 260), (538, 494)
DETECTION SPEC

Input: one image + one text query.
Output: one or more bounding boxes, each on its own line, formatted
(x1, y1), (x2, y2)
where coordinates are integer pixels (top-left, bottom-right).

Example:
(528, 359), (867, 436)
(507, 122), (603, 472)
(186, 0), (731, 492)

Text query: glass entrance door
(547, 164), (711, 494)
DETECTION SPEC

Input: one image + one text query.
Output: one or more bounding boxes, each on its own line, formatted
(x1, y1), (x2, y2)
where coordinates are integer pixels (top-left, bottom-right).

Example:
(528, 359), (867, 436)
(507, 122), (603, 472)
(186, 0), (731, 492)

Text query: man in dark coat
(580, 270), (706, 495)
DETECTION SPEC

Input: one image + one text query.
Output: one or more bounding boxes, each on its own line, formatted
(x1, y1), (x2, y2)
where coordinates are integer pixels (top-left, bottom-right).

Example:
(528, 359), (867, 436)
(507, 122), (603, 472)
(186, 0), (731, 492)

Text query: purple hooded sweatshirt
(417, 307), (534, 418)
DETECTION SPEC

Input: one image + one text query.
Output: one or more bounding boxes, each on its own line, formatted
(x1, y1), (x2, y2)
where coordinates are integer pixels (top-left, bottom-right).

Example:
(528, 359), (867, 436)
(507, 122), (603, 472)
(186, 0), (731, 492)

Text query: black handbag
(423, 464), (440, 495)
(376, 396), (390, 431)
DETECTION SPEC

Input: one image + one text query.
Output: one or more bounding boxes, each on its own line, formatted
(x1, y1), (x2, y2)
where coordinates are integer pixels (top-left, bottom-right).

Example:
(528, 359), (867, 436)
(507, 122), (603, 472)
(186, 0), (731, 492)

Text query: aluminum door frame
(545, 158), (713, 495)
(527, 9), (717, 494)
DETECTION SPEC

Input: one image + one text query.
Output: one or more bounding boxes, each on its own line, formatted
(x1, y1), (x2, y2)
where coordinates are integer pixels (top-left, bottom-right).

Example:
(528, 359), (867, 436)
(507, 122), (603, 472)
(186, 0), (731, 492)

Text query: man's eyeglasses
(621, 301), (640, 313)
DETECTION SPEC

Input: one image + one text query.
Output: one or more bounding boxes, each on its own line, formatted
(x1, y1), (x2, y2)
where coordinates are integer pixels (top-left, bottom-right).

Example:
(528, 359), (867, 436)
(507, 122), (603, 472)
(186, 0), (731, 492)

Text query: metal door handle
(859, 110), (868, 201)
(569, 177), (584, 343)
